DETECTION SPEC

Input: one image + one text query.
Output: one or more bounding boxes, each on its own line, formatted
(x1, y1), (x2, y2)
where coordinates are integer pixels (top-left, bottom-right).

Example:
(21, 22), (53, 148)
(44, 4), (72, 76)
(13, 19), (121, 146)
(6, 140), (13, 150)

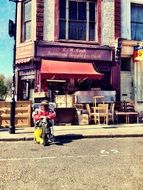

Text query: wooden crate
(78, 114), (89, 125)
(55, 95), (74, 108)
(0, 101), (32, 128)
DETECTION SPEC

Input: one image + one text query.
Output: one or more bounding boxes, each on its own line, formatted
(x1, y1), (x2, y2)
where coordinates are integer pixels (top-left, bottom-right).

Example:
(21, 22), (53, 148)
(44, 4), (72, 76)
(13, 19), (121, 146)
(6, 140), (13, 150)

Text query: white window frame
(22, 0), (32, 42)
(59, 0), (96, 41)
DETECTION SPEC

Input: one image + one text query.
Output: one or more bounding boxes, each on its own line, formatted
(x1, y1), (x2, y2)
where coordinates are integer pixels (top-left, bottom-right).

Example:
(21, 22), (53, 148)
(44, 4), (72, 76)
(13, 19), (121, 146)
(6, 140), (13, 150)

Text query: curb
(1, 133), (143, 142)
(0, 137), (34, 142)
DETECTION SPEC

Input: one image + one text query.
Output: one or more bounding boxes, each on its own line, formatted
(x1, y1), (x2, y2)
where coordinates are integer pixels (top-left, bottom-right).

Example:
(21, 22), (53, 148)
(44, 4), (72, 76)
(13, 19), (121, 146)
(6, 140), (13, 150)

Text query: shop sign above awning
(41, 59), (103, 80)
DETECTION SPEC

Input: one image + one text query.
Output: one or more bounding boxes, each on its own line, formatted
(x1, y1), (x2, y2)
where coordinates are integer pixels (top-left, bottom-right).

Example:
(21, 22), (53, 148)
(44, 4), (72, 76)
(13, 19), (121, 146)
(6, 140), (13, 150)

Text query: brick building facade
(15, 0), (121, 102)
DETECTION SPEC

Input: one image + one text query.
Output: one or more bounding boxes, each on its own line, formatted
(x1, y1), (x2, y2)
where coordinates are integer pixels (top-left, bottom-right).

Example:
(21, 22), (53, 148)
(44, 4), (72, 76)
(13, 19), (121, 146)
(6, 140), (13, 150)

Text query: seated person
(32, 100), (56, 128)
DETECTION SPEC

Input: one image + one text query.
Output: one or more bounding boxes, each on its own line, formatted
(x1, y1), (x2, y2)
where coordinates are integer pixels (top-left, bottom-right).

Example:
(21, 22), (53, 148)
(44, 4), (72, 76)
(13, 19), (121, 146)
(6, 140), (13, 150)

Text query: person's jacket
(33, 109), (56, 121)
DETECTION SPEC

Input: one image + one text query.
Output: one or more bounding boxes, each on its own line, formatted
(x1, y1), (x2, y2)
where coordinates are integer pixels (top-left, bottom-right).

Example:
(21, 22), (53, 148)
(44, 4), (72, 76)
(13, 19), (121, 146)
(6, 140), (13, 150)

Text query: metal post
(9, 0), (19, 134)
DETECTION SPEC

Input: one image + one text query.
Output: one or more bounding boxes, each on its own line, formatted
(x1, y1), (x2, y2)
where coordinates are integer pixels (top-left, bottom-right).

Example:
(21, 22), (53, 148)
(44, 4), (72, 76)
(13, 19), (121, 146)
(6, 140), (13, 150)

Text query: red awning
(41, 60), (103, 80)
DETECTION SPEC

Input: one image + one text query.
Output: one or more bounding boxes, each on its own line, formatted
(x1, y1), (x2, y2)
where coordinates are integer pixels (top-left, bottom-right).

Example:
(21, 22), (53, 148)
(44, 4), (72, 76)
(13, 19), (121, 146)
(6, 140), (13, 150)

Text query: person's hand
(46, 116), (51, 120)
(40, 116), (45, 119)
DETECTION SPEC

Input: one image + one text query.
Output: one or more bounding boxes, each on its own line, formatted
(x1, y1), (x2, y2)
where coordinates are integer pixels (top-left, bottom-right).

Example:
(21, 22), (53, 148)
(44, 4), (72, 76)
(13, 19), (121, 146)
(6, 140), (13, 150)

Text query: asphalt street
(0, 137), (143, 190)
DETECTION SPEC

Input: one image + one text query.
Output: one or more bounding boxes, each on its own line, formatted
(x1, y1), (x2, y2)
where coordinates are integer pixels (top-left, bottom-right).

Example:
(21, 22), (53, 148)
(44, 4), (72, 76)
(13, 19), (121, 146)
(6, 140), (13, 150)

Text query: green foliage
(4, 76), (12, 97)
(0, 74), (7, 100)
(0, 74), (13, 100)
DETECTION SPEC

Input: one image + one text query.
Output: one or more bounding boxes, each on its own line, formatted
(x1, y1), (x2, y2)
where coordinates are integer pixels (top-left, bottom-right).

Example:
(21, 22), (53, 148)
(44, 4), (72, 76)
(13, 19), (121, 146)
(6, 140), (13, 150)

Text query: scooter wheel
(43, 140), (49, 146)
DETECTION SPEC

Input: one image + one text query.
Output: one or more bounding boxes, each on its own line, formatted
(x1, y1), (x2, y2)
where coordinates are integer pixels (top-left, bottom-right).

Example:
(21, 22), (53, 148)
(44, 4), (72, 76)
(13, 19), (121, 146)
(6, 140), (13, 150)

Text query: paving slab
(0, 124), (143, 141)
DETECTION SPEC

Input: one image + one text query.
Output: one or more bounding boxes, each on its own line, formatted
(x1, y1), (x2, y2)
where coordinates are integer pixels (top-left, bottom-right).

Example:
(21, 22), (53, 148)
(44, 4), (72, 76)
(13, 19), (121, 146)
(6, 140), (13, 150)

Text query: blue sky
(0, 1), (15, 77)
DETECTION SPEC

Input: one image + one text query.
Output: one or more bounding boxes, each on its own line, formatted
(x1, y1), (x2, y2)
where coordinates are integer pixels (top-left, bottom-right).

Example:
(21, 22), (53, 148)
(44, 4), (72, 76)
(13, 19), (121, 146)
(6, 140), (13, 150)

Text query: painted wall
(43, 0), (55, 41)
(101, 0), (115, 46)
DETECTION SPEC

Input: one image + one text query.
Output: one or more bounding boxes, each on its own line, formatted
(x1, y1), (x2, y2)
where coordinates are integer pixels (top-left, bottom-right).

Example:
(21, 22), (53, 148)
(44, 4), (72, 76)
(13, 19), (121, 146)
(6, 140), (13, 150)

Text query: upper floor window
(59, 0), (96, 41)
(22, 0), (32, 42)
(131, 3), (143, 41)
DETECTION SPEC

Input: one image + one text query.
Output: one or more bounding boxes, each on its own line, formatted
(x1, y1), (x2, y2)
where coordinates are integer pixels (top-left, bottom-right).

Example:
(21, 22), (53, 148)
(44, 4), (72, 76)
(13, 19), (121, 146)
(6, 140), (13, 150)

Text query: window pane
(78, 22), (86, 40)
(131, 23), (137, 40)
(78, 2), (86, 20)
(131, 4), (143, 22)
(131, 4), (143, 40)
(69, 1), (77, 20)
(89, 22), (95, 41)
(138, 6), (143, 22)
(59, 0), (66, 19)
(24, 22), (31, 41)
(89, 2), (95, 21)
(138, 24), (143, 40)
(131, 4), (138, 22)
(69, 21), (77, 40)
(24, 1), (31, 21)
(131, 23), (143, 40)
(59, 20), (66, 39)
(59, 0), (96, 41)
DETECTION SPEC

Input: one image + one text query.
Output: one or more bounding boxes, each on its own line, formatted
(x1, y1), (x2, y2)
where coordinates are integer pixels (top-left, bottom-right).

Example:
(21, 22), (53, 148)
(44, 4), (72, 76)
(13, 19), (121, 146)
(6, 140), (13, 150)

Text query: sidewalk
(0, 123), (143, 141)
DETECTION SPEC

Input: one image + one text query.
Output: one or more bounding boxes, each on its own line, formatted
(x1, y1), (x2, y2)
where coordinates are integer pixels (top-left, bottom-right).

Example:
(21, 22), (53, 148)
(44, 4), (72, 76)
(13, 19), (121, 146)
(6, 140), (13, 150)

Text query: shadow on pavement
(54, 134), (83, 146)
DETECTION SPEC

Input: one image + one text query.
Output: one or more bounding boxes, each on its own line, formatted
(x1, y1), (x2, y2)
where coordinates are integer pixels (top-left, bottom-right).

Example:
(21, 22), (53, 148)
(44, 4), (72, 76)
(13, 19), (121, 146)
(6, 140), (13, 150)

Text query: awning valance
(41, 60), (103, 80)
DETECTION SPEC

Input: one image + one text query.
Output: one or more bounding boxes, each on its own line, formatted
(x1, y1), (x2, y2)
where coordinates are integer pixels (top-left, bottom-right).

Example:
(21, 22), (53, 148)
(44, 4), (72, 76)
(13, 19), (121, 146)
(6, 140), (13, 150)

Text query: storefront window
(59, 0), (96, 41)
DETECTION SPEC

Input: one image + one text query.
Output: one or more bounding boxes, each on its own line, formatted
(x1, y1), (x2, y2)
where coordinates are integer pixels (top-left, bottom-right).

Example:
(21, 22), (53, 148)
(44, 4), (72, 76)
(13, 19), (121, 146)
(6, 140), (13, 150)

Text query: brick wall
(115, 0), (121, 39)
(36, 0), (44, 40)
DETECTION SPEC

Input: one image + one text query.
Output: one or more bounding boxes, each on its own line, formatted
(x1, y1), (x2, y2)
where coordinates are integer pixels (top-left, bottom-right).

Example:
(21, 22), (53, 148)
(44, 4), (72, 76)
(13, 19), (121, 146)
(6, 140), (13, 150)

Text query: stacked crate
(55, 95), (74, 108)
(0, 101), (32, 128)
(78, 114), (89, 125)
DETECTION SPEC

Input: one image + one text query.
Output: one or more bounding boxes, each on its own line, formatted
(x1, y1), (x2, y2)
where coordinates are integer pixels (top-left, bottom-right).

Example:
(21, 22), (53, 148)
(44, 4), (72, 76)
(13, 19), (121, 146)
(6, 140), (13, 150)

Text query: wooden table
(115, 111), (139, 124)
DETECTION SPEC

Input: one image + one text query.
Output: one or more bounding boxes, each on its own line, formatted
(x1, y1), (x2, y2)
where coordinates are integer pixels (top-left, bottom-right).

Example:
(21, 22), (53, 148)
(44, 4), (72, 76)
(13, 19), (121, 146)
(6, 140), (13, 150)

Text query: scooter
(41, 116), (54, 146)
(34, 116), (54, 146)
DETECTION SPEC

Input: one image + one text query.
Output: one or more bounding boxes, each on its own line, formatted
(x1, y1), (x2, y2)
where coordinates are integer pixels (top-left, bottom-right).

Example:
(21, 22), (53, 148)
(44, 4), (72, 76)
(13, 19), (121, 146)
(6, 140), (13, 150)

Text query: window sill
(20, 39), (33, 44)
(57, 39), (99, 45)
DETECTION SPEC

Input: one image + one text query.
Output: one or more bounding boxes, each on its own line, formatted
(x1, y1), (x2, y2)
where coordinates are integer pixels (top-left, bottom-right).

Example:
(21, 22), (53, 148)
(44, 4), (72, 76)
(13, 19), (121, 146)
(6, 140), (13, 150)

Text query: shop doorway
(47, 79), (67, 102)
(121, 72), (132, 101)
(120, 58), (133, 101)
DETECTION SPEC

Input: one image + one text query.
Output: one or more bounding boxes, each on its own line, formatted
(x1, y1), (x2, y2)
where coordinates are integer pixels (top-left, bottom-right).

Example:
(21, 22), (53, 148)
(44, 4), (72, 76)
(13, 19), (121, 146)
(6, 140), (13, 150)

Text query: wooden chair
(93, 96), (104, 107)
(94, 104), (108, 125)
(74, 104), (84, 123)
(108, 102), (115, 124)
(74, 104), (83, 111)
(85, 104), (95, 123)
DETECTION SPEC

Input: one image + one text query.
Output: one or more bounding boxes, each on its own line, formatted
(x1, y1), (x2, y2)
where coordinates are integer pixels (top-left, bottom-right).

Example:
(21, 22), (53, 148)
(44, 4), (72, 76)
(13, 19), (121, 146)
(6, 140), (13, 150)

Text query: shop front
(15, 41), (118, 124)
(16, 41), (116, 102)
(34, 41), (115, 100)
(119, 40), (143, 114)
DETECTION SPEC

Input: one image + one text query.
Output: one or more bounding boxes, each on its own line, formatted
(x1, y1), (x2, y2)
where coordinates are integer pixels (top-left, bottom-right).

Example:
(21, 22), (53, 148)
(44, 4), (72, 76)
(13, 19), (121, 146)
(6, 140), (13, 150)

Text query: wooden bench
(115, 111), (139, 124)
(115, 101), (139, 124)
